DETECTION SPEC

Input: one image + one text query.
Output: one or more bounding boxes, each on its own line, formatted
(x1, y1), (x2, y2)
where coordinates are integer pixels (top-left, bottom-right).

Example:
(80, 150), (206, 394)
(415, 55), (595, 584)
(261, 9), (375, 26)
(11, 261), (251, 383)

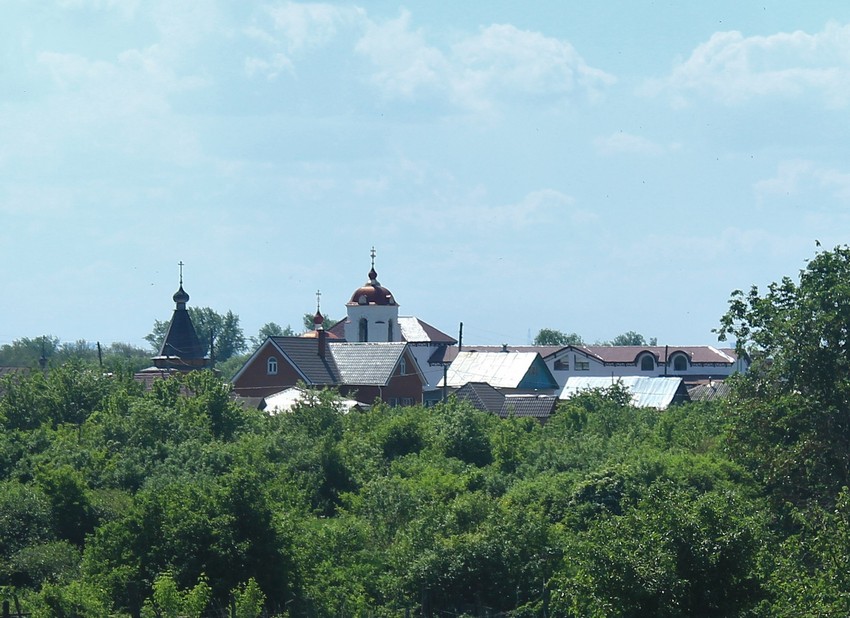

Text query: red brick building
(231, 333), (426, 406)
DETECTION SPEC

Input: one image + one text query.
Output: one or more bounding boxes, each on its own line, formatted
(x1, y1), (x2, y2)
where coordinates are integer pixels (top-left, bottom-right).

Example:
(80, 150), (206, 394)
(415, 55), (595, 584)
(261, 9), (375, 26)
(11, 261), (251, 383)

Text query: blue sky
(3, 1), (850, 349)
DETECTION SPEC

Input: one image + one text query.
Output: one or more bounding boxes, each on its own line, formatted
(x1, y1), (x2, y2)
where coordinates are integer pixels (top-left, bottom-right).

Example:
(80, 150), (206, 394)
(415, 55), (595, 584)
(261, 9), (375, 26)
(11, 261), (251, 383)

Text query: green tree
(249, 322), (295, 348)
(302, 312), (339, 332)
(716, 245), (850, 508)
(609, 331), (657, 346)
(232, 578), (266, 618)
(0, 335), (58, 367)
(140, 571), (211, 618)
(533, 328), (583, 346)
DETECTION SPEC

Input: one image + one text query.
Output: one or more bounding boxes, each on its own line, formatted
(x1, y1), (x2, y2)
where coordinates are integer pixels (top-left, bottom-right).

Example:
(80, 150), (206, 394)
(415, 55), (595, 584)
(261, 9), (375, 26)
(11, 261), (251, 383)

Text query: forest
(2, 246), (850, 617)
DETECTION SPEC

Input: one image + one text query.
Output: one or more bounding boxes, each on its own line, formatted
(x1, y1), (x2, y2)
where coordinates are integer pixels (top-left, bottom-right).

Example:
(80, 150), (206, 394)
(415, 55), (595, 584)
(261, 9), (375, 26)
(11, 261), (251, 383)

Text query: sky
(3, 1), (850, 351)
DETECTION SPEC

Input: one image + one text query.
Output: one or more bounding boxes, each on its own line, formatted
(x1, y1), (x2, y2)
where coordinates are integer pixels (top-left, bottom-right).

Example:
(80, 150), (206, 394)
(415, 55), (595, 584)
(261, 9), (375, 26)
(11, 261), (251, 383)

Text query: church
(231, 249), (457, 407)
(134, 266), (210, 388)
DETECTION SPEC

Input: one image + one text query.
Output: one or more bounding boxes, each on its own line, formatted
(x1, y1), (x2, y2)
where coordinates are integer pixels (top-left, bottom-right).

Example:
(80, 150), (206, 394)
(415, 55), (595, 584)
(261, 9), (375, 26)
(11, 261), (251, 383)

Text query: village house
(230, 335), (425, 406)
(440, 344), (747, 393)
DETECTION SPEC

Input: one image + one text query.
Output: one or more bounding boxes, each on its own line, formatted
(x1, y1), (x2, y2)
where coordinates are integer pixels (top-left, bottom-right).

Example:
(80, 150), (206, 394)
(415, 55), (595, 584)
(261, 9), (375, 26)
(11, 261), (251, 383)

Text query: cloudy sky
(3, 1), (850, 350)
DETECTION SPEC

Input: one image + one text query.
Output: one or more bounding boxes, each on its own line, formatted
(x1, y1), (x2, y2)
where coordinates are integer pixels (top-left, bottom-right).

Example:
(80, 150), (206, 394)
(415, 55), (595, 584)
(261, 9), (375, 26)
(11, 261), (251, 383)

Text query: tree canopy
(5, 246), (850, 615)
(533, 328), (583, 346)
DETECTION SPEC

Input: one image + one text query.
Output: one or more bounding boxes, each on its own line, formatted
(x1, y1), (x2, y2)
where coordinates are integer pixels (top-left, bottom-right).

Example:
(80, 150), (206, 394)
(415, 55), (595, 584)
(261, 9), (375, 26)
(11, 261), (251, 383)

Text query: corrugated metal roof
(263, 387), (367, 414)
(560, 376), (687, 409)
(687, 381), (732, 401)
(398, 316), (457, 344)
(443, 351), (547, 389)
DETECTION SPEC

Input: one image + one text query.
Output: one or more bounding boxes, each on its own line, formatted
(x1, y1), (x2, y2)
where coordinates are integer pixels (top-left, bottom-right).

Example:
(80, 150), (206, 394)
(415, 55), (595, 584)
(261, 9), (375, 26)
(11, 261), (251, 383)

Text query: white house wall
(545, 350), (741, 390)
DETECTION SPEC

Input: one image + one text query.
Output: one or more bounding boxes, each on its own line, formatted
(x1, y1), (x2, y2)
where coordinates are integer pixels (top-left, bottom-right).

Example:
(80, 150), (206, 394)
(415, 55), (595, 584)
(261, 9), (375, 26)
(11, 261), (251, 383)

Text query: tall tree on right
(716, 245), (850, 509)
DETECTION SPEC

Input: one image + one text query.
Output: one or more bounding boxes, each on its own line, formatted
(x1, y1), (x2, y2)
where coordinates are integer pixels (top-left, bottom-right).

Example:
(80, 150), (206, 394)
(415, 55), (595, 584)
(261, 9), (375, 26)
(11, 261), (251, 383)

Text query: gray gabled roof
(455, 382), (505, 414)
(330, 342), (413, 386)
(500, 395), (558, 419)
(268, 336), (339, 385)
(233, 337), (425, 388)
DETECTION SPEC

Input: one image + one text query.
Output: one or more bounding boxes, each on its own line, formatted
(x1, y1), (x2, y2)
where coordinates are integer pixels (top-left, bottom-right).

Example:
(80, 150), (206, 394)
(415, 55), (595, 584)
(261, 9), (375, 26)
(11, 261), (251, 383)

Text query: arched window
(399, 356), (407, 375)
(388, 319), (394, 341)
(267, 356), (278, 375)
(640, 355), (654, 371)
(672, 354), (687, 371)
(359, 318), (368, 342)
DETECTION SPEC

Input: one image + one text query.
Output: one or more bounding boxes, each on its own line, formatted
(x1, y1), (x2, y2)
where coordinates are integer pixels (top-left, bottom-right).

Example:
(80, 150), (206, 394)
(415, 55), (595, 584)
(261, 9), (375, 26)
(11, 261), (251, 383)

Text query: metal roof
(442, 351), (557, 390)
(327, 315), (456, 344)
(263, 387), (368, 414)
(560, 376), (688, 409)
(397, 316), (457, 344)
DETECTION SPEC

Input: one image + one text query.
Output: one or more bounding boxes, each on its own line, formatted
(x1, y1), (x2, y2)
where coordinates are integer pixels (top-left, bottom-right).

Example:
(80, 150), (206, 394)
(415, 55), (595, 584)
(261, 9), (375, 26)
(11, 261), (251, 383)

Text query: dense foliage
(2, 246), (850, 616)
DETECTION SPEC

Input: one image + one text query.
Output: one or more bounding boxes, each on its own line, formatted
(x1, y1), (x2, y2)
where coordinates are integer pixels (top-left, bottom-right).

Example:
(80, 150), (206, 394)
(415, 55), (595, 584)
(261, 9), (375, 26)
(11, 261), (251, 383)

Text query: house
(560, 376), (690, 409)
(442, 344), (746, 392)
(326, 249), (457, 402)
(454, 382), (558, 420)
(230, 333), (426, 406)
(439, 349), (560, 395)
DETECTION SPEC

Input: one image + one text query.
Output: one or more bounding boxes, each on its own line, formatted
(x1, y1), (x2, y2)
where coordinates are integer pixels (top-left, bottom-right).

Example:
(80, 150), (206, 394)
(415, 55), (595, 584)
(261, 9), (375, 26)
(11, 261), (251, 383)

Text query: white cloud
(755, 159), (850, 204)
(449, 24), (614, 109)
(245, 5), (613, 111)
(32, 46), (206, 165)
(244, 53), (294, 79)
(266, 2), (364, 52)
(357, 16), (614, 112)
(652, 21), (850, 107)
(593, 132), (671, 156)
(355, 10), (447, 99)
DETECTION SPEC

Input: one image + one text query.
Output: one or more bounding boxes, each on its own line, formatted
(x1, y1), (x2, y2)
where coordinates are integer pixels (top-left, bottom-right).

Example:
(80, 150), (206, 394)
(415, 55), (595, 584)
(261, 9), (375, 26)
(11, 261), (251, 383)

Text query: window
(388, 319), (394, 341)
(640, 355), (654, 371)
(399, 357), (407, 375)
(388, 397), (399, 407)
(672, 355), (687, 371)
(575, 360), (590, 371)
(554, 359), (569, 371)
(359, 318), (368, 342)
(267, 356), (278, 375)
(401, 397), (414, 406)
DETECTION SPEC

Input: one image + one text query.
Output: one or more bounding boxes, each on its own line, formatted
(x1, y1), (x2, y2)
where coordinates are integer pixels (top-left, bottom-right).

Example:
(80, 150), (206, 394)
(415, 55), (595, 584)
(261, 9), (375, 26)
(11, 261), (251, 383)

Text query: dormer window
(672, 354), (688, 372)
(640, 355), (655, 371)
(267, 356), (278, 375)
